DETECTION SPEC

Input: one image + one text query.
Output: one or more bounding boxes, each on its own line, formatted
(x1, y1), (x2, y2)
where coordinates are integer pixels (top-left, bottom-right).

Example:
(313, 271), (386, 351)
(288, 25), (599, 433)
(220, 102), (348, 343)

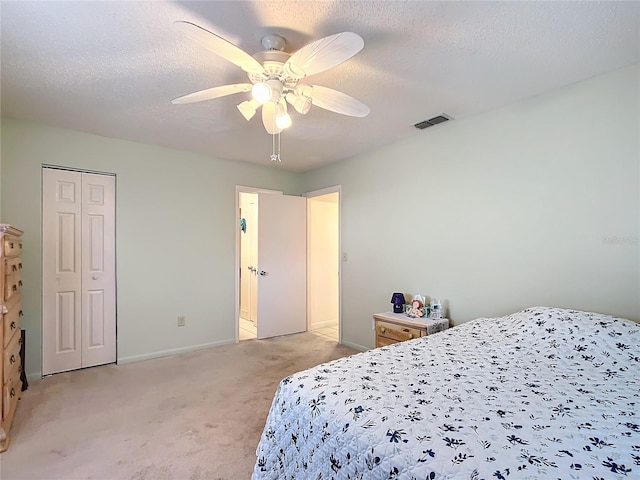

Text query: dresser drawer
(376, 320), (423, 342)
(4, 273), (22, 303)
(3, 236), (23, 258)
(3, 376), (21, 419)
(4, 332), (22, 382)
(3, 301), (22, 348)
(5, 257), (23, 275)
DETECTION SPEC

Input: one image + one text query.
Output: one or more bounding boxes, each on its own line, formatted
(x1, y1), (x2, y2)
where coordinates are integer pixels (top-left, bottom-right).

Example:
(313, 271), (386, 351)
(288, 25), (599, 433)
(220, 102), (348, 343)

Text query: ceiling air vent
(414, 114), (452, 130)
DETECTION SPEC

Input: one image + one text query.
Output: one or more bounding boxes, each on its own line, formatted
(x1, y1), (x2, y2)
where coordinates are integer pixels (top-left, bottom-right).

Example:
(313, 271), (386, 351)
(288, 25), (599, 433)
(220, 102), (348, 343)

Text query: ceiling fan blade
(262, 101), (282, 135)
(174, 21), (265, 74)
(308, 85), (370, 117)
(171, 83), (252, 104)
(284, 32), (364, 79)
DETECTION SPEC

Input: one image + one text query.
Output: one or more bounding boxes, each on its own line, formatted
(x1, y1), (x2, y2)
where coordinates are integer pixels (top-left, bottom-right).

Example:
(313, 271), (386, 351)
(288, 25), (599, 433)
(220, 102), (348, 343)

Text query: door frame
(234, 185), (282, 343)
(305, 185), (341, 343)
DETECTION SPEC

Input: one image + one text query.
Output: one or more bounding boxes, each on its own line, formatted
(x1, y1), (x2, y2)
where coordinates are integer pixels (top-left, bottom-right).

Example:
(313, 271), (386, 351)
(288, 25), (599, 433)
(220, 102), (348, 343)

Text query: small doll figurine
(406, 295), (425, 318)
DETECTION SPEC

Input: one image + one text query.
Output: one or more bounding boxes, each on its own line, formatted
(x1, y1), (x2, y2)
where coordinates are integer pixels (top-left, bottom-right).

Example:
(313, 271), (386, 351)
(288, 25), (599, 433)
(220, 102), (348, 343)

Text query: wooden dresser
(0, 224), (24, 452)
(374, 312), (449, 347)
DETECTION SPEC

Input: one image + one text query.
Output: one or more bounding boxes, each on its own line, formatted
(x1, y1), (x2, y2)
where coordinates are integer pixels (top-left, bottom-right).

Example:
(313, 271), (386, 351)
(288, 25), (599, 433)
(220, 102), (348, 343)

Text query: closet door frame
(42, 166), (117, 376)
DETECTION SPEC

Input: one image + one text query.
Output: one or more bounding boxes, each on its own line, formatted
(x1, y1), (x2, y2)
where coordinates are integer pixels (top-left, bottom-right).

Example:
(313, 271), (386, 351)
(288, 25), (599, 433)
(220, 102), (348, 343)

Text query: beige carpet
(1, 332), (357, 480)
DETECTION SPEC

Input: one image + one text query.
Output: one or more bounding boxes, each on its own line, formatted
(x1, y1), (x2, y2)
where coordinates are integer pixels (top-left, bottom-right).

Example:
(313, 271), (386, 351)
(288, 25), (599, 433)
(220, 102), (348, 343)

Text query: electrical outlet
(177, 316), (186, 327)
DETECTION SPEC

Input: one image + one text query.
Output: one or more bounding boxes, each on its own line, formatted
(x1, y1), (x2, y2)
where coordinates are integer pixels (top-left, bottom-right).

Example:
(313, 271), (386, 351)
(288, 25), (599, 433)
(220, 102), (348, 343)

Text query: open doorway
(238, 192), (258, 340)
(235, 185), (340, 343)
(236, 186), (283, 342)
(307, 187), (341, 342)
(237, 186), (307, 343)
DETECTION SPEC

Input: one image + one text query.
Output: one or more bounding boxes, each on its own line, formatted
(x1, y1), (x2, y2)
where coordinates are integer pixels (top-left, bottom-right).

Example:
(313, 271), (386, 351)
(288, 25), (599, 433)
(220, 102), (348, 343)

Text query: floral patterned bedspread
(252, 307), (639, 479)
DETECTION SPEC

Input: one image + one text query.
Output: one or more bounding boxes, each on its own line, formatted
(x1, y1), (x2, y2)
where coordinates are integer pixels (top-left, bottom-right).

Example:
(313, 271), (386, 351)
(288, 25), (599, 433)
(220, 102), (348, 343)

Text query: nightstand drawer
(376, 336), (398, 348)
(376, 320), (422, 342)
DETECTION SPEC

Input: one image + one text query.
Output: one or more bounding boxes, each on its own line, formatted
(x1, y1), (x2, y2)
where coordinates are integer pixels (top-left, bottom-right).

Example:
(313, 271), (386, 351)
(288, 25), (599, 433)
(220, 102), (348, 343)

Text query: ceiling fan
(172, 21), (370, 137)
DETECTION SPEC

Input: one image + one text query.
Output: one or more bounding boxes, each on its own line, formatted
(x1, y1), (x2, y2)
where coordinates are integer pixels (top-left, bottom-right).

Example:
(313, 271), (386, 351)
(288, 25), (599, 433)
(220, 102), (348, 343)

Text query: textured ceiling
(1, 1), (638, 172)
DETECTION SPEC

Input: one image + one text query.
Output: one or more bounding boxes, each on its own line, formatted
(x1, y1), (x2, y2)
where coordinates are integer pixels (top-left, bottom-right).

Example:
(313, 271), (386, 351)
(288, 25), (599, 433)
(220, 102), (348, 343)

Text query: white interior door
(43, 169), (83, 375)
(81, 173), (116, 368)
(256, 193), (306, 339)
(248, 199), (258, 323)
(43, 168), (116, 375)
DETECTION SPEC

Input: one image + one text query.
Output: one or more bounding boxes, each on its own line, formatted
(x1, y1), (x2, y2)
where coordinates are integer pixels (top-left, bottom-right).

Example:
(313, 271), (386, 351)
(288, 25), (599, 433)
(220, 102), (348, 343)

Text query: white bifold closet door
(42, 168), (116, 375)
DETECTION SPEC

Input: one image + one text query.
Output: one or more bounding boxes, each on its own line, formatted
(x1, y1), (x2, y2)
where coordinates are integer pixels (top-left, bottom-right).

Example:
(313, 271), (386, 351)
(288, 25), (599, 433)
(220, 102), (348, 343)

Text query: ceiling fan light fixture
(286, 92), (312, 115)
(237, 100), (257, 121)
(251, 82), (271, 104)
(275, 101), (292, 129)
(276, 113), (292, 130)
(252, 79), (283, 104)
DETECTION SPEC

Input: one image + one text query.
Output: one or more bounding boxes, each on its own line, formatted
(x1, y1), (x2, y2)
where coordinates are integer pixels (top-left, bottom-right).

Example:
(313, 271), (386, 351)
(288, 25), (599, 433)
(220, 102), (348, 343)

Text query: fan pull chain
(270, 132), (281, 162)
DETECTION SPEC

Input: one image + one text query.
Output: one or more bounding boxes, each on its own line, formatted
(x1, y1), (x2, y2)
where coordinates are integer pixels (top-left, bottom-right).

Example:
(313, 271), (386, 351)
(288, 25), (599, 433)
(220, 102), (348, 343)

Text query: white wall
(308, 193), (339, 329)
(302, 64), (640, 351)
(1, 119), (301, 378)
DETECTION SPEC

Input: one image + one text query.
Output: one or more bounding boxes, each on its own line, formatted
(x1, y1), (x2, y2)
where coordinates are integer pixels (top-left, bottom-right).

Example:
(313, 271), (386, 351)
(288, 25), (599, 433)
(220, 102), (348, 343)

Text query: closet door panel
(42, 169), (83, 375)
(81, 173), (116, 368)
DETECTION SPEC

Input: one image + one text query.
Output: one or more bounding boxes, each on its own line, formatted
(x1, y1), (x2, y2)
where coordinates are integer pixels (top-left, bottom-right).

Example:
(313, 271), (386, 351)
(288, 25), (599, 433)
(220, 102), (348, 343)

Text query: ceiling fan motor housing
(261, 33), (286, 51)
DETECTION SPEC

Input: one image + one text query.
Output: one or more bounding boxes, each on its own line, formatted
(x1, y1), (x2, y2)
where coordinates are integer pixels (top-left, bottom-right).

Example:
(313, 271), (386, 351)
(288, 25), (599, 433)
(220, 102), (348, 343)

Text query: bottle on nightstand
(430, 298), (442, 319)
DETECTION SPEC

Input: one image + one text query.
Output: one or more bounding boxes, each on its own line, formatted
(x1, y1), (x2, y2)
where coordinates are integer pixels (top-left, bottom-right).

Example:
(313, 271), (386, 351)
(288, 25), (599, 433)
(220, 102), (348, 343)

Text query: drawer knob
(11, 285), (17, 292)
(10, 388), (15, 398)
(18, 263), (23, 270)
(18, 281), (23, 287)
(10, 321), (16, 330)
(10, 354), (16, 364)
(380, 327), (386, 333)
(19, 310), (24, 317)
(9, 242), (14, 248)
(11, 265), (17, 272)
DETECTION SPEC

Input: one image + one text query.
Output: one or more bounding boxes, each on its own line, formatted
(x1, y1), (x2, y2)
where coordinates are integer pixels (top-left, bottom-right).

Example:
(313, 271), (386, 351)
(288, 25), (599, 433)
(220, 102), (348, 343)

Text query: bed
(252, 307), (639, 479)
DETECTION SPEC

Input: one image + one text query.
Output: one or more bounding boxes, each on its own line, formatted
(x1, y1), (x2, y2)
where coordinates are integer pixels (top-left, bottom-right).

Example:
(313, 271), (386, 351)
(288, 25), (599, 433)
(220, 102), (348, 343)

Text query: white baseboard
(118, 339), (235, 365)
(25, 340), (236, 381)
(340, 340), (369, 352)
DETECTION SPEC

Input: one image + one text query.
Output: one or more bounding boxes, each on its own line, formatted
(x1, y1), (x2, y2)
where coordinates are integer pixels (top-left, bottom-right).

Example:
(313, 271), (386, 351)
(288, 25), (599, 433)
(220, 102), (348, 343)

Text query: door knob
(259, 270), (268, 276)
(92, 275), (99, 280)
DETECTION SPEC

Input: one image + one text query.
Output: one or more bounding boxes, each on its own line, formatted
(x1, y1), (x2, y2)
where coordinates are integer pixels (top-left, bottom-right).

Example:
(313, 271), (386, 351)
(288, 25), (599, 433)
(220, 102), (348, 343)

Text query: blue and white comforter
(252, 307), (639, 479)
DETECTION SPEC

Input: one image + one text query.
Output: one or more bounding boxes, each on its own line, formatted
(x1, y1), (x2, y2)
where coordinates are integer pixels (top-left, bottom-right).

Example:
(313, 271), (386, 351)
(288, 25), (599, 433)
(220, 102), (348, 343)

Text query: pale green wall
(1, 120), (301, 378)
(3, 65), (639, 374)
(302, 64), (640, 350)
